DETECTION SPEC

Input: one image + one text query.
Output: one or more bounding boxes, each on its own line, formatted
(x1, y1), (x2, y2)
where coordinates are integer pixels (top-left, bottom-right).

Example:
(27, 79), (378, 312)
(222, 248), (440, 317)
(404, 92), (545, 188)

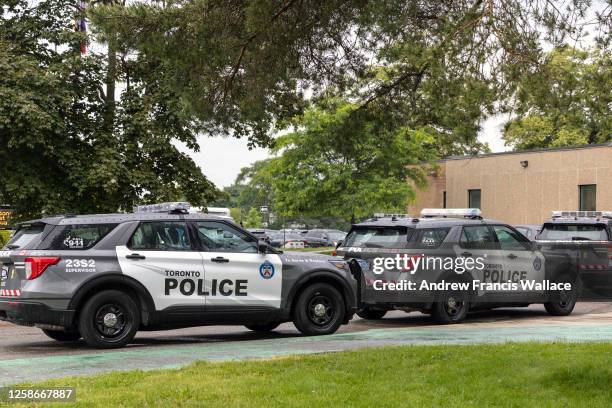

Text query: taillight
(24, 257), (60, 280)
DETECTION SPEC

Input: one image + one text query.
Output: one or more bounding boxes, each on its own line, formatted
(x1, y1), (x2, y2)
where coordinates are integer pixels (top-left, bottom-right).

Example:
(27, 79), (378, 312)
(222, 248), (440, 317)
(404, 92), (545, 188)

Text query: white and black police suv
(0, 203), (357, 348)
(337, 209), (580, 324)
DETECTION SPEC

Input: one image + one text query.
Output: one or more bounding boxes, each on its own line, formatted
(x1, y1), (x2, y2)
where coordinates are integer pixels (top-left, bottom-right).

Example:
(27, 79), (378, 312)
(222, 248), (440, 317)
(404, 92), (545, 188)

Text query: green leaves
(246, 99), (438, 222)
(0, 0), (218, 219)
(503, 47), (612, 150)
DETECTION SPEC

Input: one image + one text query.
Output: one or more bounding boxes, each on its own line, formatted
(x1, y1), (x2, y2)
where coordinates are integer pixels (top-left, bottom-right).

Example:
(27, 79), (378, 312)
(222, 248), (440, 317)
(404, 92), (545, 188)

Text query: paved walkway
(2, 320), (612, 385)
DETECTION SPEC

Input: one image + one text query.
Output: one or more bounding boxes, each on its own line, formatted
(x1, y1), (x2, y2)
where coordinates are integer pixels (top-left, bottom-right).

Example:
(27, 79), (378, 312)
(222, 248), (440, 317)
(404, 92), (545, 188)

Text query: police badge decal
(259, 261), (275, 279)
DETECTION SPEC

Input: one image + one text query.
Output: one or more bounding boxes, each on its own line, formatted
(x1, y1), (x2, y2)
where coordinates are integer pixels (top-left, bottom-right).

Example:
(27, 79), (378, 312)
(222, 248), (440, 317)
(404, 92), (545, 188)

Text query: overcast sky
(188, 115), (511, 188)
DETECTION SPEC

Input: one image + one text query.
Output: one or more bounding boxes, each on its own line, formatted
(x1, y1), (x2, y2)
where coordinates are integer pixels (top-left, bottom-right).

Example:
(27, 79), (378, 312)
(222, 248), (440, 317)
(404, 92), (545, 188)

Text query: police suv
(0, 203), (357, 348)
(537, 211), (612, 298)
(336, 209), (579, 323)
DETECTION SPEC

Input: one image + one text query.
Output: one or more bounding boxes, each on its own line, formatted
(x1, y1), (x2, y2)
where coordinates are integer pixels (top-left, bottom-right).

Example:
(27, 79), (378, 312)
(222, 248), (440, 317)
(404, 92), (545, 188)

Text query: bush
(0, 230), (13, 247)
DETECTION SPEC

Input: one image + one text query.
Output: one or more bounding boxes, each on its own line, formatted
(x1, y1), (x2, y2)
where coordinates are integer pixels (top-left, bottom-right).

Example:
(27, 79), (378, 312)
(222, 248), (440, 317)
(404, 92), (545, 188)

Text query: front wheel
(41, 329), (81, 342)
(78, 290), (140, 349)
(245, 322), (280, 332)
(293, 283), (345, 336)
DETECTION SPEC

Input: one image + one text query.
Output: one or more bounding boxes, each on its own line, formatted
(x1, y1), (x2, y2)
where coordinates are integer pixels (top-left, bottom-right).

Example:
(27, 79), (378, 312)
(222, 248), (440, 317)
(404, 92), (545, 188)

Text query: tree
(91, 1), (610, 148)
(243, 208), (263, 228)
(503, 47), (612, 150)
(0, 0), (218, 219)
(254, 98), (437, 222)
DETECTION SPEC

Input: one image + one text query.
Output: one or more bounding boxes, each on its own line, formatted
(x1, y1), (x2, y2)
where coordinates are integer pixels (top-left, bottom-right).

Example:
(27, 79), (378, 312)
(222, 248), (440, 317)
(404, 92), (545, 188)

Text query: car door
(458, 225), (503, 299)
(194, 220), (282, 309)
(492, 225), (545, 299)
(117, 221), (205, 310)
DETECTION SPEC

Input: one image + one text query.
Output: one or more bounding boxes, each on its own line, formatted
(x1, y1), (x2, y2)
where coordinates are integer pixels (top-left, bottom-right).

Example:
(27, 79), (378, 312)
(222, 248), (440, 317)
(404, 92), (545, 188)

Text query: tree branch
(224, 0), (297, 99)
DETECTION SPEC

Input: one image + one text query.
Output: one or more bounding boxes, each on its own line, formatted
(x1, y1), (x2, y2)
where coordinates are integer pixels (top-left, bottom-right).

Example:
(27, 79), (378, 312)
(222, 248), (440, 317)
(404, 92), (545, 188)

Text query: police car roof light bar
(133, 202), (191, 214)
(552, 210), (612, 219)
(420, 208), (482, 219)
(373, 213), (411, 219)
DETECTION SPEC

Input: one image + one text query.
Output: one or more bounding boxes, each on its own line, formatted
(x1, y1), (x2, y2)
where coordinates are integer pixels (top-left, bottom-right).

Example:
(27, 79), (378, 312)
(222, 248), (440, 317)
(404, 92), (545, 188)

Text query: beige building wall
(408, 144), (612, 224)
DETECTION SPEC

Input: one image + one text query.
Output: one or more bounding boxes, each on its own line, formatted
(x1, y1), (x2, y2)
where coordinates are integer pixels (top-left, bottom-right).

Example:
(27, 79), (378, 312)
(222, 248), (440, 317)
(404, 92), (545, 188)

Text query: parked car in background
(303, 229), (347, 247)
(536, 211), (612, 298)
(247, 228), (275, 244)
(269, 232), (307, 248)
(514, 224), (542, 241)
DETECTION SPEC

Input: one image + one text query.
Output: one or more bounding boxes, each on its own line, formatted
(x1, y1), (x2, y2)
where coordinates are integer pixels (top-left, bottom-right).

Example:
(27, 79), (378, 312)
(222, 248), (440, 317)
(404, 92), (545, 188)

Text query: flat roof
(444, 142), (612, 161)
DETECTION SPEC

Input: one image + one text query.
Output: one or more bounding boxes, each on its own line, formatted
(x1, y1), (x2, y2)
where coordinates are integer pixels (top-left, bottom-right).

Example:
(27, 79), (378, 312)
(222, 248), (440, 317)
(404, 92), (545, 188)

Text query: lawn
(3, 343), (612, 407)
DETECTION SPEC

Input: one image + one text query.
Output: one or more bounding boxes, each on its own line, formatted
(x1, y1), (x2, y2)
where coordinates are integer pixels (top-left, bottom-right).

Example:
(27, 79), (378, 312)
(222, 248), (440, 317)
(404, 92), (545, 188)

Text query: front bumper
(0, 298), (75, 328)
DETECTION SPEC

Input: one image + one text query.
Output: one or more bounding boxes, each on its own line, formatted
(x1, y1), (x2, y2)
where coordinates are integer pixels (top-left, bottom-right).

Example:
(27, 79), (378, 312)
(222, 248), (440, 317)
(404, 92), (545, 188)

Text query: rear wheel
(245, 322), (280, 332)
(431, 282), (469, 324)
(78, 290), (140, 349)
(293, 283), (345, 336)
(544, 275), (579, 316)
(41, 329), (81, 342)
(356, 307), (387, 320)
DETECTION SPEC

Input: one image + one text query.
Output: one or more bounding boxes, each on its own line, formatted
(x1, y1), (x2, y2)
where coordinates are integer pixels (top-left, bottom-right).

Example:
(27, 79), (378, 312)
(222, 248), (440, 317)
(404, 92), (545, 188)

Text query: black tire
(41, 329), (81, 342)
(356, 307), (387, 320)
(431, 281), (470, 324)
(78, 290), (140, 349)
(245, 322), (281, 332)
(544, 275), (580, 316)
(292, 283), (345, 336)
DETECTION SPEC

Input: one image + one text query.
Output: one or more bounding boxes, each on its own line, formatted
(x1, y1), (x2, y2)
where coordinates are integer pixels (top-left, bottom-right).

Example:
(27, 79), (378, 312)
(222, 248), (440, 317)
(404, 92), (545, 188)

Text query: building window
(468, 189), (481, 209)
(443, 191), (447, 209)
(579, 185), (596, 211)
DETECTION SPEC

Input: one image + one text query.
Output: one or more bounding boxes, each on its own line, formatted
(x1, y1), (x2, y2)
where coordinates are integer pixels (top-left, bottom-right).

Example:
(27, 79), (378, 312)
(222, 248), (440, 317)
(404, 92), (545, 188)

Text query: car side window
(460, 226), (497, 250)
(515, 227), (530, 238)
(196, 221), (258, 253)
(128, 222), (191, 251)
(410, 228), (450, 249)
(44, 224), (118, 250)
(493, 225), (529, 251)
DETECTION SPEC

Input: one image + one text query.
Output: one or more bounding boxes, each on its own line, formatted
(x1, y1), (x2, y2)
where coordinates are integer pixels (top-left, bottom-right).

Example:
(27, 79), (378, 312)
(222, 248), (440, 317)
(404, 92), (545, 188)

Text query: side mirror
(335, 240), (343, 248)
(258, 240), (269, 253)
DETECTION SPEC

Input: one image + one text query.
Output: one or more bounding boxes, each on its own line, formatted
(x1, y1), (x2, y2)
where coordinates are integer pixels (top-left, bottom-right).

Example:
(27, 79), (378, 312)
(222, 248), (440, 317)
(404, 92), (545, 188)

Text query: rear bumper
(0, 298), (75, 328)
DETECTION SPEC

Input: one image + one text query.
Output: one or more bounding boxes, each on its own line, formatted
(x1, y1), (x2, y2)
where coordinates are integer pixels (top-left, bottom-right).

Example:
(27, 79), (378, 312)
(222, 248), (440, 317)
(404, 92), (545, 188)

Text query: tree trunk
(104, 36), (116, 135)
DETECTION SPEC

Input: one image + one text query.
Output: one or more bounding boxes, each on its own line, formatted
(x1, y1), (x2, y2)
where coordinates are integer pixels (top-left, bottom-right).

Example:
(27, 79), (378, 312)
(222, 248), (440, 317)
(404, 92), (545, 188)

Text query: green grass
(3, 343), (612, 407)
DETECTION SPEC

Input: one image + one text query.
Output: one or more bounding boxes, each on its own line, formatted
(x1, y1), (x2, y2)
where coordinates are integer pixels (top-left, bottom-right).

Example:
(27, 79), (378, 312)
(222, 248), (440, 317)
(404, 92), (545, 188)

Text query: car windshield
(343, 226), (410, 248)
(538, 224), (609, 241)
(328, 232), (346, 240)
(4, 224), (45, 249)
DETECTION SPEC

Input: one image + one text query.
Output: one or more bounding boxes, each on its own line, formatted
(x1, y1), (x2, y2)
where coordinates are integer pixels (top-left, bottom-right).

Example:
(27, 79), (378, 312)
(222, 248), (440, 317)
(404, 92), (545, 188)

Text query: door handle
(461, 252), (472, 257)
(507, 253), (518, 259)
(211, 257), (230, 263)
(126, 253), (146, 260)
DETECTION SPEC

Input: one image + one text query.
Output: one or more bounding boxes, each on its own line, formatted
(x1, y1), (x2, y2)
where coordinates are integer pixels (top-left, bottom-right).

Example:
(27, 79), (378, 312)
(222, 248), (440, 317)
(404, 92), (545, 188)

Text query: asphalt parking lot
(2, 302), (612, 385)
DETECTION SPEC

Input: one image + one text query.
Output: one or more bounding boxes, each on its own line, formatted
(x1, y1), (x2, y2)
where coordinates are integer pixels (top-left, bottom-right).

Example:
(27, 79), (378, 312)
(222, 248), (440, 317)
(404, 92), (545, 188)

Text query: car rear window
(42, 224), (118, 250)
(538, 224), (609, 241)
(343, 227), (411, 248)
(4, 223), (45, 249)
